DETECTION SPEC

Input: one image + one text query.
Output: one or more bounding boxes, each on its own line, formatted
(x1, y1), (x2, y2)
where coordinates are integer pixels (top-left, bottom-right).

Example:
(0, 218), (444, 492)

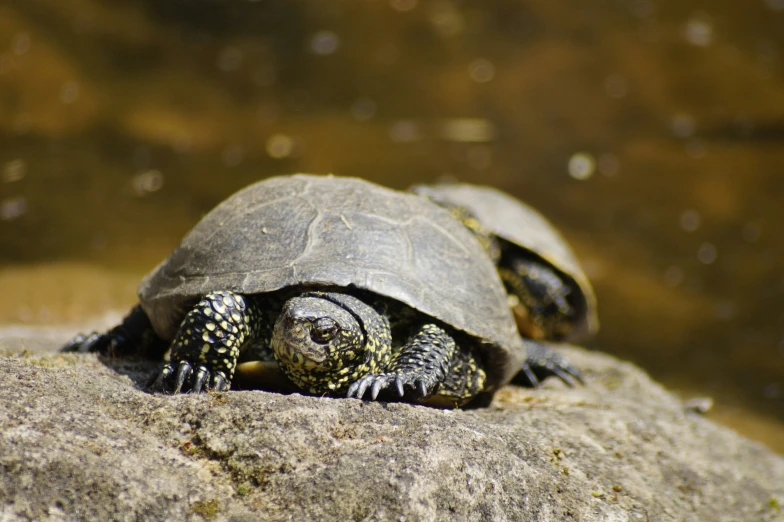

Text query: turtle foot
(61, 332), (112, 354)
(60, 305), (162, 358)
(148, 291), (252, 394)
(518, 341), (584, 387)
(147, 360), (230, 394)
(347, 371), (438, 401)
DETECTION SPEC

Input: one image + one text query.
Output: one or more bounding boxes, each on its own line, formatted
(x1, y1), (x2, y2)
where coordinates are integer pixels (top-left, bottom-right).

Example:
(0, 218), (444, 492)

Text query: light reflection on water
(0, 0), (782, 451)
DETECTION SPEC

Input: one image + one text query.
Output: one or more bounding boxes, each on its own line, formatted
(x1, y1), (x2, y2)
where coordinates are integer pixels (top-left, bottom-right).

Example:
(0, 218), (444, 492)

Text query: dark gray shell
(138, 174), (524, 389)
(412, 182), (599, 341)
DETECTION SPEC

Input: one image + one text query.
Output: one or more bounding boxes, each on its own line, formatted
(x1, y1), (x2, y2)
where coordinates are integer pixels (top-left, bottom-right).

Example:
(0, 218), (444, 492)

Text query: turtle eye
(311, 318), (339, 343)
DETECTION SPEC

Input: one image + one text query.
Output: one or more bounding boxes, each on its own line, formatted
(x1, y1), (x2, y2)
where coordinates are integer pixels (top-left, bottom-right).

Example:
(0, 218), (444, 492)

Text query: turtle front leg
(61, 304), (166, 358)
(498, 256), (575, 340)
(148, 291), (260, 394)
(347, 324), (486, 402)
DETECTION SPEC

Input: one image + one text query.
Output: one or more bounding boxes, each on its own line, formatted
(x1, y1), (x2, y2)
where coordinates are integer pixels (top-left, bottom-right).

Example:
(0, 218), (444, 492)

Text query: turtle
(411, 182), (599, 344)
(62, 174), (581, 405)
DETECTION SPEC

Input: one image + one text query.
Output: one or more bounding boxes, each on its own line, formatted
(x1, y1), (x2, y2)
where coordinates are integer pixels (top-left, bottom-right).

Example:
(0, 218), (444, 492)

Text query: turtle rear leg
(347, 324), (486, 403)
(60, 304), (166, 359)
(148, 290), (266, 394)
(435, 347), (487, 404)
(515, 339), (583, 388)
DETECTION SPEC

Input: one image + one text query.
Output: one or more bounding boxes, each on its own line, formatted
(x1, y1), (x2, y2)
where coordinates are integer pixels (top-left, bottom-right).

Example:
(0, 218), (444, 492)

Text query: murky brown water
(1, 0), (783, 452)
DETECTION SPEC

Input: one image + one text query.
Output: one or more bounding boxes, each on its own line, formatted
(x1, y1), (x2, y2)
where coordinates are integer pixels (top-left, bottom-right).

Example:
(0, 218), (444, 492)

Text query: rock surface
(1, 326), (782, 522)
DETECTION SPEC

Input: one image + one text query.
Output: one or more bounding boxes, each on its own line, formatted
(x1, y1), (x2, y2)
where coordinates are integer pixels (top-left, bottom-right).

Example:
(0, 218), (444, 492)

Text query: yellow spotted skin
(270, 292), (393, 395)
(379, 323), (486, 402)
(152, 288), (490, 401)
(168, 291), (255, 386)
(272, 292), (487, 402)
(498, 256), (575, 340)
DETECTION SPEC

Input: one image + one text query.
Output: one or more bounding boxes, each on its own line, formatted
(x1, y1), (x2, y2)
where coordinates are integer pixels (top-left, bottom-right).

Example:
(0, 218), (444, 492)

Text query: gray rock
(1, 326), (782, 521)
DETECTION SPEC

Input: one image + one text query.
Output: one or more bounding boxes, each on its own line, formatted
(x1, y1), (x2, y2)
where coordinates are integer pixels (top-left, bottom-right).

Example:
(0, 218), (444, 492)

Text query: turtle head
(499, 257), (577, 341)
(271, 292), (391, 394)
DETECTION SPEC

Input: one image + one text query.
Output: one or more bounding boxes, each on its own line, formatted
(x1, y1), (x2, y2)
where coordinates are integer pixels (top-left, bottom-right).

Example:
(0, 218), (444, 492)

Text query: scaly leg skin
(434, 347), (487, 404)
(498, 255), (575, 340)
(514, 339), (584, 388)
(347, 324), (484, 402)
(147, 290), (264, 394)
(60, 304), (166, 359)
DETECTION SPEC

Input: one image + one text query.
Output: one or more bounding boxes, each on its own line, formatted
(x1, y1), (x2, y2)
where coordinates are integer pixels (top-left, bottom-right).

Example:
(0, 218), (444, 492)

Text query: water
(1, 0), (782, 451)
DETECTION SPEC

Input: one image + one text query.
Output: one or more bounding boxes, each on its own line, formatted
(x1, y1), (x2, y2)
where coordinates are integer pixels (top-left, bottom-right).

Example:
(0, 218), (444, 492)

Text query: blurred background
(1, 0), (782, 452)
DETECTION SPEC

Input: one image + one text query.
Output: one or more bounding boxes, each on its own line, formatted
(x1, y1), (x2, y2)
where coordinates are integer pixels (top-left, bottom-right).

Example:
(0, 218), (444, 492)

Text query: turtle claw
(564, 365), (585, 386)
(61, 305), (161, 358)
(392, 372), (438, 398)
(173, 362), (193, 394)
(520, 341), (584, 388)
(191, 368), (209, 393)
(356, 378), (371, 399)
(370, 377), (390, 400)
(61, 332), (112, 354)
(347, 374), (391, 400)
(551, 366), (582, 387)
(213, 373), (229, 392)
(347, 376), (371, 399)
(348, 372), (439, 401)
(146, 363), (173, 392)
(536, 353), (583, 387)
(146, 360), (229, 394)
(518, 362), (540, 388)
(395, 376), (405, 397)
(417, 379), (428, 397)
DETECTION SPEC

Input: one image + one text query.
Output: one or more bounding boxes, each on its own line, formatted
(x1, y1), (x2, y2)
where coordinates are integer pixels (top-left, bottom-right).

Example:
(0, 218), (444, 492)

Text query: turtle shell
(411, 182), (599, 341)
(138, 174), (524, 389)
